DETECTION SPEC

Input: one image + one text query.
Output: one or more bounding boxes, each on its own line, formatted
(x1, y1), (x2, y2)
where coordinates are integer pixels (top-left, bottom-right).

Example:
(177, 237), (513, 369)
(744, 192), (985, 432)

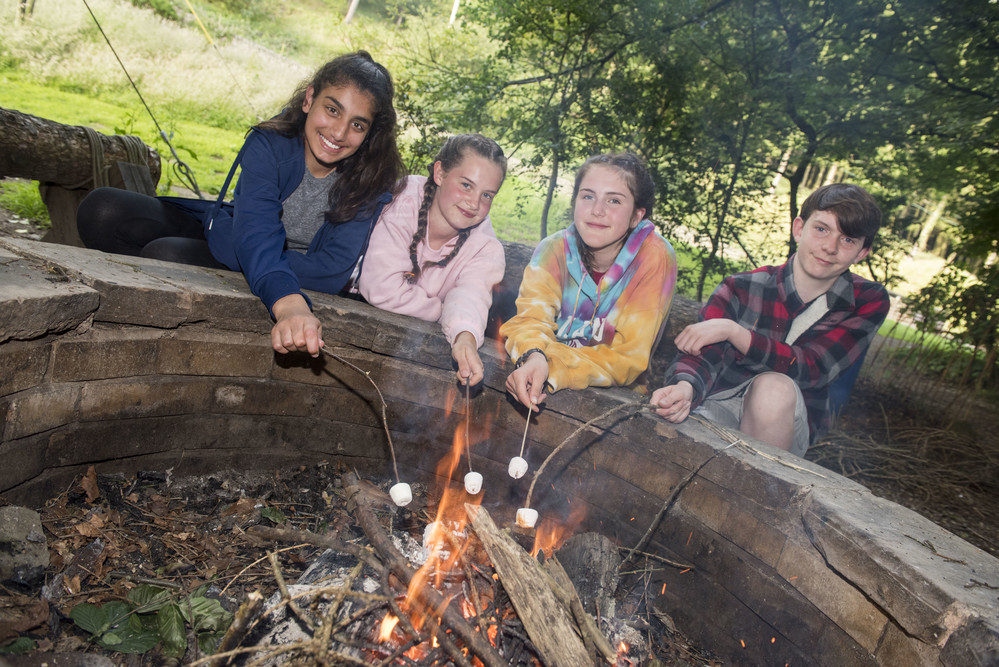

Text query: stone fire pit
(1, 236), (997, 665)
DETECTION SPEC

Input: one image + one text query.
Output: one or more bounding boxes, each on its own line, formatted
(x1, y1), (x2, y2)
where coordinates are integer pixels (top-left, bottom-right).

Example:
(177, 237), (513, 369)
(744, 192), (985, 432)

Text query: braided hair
(405, 134), (507, 284)
(570, 152), (656, 275)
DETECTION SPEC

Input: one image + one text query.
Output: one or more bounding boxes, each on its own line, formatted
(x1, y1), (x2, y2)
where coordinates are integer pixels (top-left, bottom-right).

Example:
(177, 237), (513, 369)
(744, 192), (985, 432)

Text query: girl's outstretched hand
(271, 294), (323, 357)
(451, 331), (483, 386)
(505, 352), (549, 411)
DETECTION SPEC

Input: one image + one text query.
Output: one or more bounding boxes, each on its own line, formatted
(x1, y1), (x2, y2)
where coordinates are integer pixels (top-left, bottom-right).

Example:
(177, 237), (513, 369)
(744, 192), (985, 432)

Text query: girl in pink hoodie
(358, 134), (507, 387)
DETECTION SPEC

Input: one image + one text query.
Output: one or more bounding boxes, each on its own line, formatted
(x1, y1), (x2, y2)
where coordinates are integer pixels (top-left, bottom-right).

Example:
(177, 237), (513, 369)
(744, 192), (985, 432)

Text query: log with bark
(0, 107), (161, 246)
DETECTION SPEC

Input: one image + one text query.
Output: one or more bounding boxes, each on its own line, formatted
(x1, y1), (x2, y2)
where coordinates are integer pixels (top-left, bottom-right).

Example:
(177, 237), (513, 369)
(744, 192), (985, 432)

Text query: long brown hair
(255, 51), (405, 223)
(405, 134), (507, 284)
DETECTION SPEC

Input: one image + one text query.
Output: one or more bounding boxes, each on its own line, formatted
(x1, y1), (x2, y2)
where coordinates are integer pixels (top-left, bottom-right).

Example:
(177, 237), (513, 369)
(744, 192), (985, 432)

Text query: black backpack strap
(205, 131), (253, 230)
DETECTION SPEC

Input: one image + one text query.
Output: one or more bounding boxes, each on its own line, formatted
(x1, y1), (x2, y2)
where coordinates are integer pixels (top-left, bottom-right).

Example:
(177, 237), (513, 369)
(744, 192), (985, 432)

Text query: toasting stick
(320, 346), (411, 506)
(463, 382), (482, 494)
(509, 412), (531, 479)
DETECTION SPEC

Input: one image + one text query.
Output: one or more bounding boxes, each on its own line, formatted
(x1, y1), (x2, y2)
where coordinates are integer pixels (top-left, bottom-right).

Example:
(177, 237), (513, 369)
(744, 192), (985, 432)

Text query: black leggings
(76, 187), (226, 269)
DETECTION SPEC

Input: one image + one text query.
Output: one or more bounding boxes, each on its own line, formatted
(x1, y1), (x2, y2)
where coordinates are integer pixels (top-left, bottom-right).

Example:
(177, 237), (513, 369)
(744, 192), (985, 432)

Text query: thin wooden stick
(518, 411), (531, 458)
(465, 381), (473, 473)
(321, 346), (400, 483)
(525, 400), (644, 509)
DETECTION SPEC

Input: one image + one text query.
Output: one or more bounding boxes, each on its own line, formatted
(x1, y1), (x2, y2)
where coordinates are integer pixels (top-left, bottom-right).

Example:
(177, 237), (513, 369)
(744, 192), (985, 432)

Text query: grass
(0, 180), (51, 227)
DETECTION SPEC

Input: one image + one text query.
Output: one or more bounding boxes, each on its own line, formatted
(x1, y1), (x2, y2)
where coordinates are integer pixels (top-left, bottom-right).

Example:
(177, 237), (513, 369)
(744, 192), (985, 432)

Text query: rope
(183, 0), (262, 121)
(81, 0), (203, 198)
(82, 126), (109, 189)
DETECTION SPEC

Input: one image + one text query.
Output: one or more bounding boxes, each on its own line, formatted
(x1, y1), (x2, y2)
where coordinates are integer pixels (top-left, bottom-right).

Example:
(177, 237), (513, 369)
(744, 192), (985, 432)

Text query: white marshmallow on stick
(508, 456), (529, 479)
(389, 482), (412, 507)
(516, 507), (538, 528)
(464, 471), (483, 495)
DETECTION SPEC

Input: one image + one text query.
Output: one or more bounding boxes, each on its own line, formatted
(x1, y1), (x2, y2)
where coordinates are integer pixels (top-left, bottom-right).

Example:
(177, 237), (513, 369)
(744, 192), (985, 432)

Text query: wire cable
(81, 0), (203, 198)
(183, 0), (262, 122)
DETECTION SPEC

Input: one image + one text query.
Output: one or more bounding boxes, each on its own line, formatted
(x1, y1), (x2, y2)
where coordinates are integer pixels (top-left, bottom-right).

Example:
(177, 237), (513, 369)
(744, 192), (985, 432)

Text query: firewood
(343, 472), (507, 667)
(465, 503), (599, 666)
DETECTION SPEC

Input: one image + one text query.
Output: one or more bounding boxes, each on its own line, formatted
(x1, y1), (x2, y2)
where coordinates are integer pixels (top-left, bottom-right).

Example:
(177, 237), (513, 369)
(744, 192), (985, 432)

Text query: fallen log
(0, 107), (160, 188)
(0, 106), (161, 246)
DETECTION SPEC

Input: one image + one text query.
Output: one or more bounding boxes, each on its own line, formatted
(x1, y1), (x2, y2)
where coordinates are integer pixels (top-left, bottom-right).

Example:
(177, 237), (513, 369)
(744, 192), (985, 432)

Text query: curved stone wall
(1, 237), (996, 666)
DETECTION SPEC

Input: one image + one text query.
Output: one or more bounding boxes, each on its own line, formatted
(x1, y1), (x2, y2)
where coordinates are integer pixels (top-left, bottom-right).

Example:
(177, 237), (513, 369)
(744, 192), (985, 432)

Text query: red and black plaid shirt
(666, 257), (890, 438)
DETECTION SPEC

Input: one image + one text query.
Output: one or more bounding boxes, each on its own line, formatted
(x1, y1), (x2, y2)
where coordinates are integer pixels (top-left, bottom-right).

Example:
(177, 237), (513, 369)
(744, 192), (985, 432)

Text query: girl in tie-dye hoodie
(501, 153), (678, 410)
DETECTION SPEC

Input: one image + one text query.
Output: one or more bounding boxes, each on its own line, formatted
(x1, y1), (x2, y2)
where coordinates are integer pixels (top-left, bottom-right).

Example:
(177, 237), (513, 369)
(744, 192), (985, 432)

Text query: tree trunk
(0, 107), (161, 187)
(540, 153), (559, 240)
(916, 196), (948, 252)
(344, 0), (360, 23)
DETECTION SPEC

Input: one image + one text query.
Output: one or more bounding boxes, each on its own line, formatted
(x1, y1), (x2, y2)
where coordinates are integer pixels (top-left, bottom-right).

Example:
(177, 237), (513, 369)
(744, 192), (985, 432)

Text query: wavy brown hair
(405, 134), (507, 284)
(255, 51), (405, 223)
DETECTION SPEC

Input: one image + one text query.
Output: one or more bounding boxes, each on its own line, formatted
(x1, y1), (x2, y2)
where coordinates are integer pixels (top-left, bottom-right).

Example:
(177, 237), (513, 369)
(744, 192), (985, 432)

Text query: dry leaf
(79, 466), (100, 503)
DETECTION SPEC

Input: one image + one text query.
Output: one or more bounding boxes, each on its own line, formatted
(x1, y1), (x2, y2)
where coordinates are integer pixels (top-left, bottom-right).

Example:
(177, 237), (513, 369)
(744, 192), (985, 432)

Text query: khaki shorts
(694, 373), (810, 457)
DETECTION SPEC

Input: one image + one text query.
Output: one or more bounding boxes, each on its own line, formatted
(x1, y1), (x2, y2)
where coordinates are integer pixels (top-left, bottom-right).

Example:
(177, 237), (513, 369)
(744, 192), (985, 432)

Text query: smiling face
(792, 209), (871, 296)
(573, 165), (646, 270)
(426, 152), (505, 248)
(301, 83), (375, 177)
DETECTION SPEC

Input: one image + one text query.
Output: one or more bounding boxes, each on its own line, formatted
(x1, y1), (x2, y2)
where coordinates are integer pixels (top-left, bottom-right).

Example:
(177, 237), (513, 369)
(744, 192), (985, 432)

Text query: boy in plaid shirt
(650, 183), (890, 456)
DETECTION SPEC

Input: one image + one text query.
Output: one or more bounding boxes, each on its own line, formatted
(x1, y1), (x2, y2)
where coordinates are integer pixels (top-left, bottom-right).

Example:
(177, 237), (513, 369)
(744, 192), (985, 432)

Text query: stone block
(0, 434), (49, 499)
(0, 339), (51, 395)
(78, 377), (211, 422)
(5, 384), (79, 439)
(51, 327), (164, 382)
(0, 251), (98, 343)
(156, 330), (273, 377)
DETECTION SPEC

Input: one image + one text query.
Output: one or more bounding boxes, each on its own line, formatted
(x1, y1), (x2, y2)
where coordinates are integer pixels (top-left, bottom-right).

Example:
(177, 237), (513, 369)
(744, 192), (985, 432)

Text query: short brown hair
(799, 183), (882, 249)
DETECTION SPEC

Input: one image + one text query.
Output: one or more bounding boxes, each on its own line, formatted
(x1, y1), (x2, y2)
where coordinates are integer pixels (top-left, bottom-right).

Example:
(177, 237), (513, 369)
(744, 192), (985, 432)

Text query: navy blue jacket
(163, 129), (390, 313)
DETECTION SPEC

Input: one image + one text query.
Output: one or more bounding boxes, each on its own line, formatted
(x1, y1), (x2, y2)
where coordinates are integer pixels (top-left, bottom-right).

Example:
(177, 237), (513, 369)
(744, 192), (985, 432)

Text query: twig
(321, 346), (400, 483)
(525, 399), (644, 509)
(619, 453), (717, 572)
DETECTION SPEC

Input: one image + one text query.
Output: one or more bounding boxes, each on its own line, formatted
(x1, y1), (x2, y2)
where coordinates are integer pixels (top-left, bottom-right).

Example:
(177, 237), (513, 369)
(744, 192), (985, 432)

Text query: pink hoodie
(358, 175), (506, 346)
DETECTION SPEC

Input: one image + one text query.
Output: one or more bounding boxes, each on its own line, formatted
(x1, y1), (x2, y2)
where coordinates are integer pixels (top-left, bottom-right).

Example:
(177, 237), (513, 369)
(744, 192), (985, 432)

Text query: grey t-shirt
(282, 170), (337, 251)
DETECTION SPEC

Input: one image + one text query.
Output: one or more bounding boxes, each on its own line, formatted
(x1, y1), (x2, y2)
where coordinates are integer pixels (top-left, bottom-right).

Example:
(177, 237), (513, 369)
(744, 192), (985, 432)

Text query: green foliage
(69, 584), (232, 659)
(0, 637), (37, 655)
(0, 180), (51, 228)
(259, 506), (286, 524)
(127, 0), (180, 21)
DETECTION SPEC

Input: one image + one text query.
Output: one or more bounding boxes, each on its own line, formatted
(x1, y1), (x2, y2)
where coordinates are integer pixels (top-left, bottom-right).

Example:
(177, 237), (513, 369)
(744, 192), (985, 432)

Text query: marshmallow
(464, 471), (483, 495)
(389, 482), (412, 507)
(508, 456), (529, 479)
(516, 507), (538, 528)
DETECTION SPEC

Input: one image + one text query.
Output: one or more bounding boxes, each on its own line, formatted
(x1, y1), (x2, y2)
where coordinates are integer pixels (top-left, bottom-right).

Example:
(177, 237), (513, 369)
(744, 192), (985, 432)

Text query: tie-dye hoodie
(500, 219), (677, 392)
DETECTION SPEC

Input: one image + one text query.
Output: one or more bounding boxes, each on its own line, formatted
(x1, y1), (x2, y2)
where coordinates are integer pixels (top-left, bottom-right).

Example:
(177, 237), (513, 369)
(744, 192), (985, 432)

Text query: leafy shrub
(127, 0), (180, 22)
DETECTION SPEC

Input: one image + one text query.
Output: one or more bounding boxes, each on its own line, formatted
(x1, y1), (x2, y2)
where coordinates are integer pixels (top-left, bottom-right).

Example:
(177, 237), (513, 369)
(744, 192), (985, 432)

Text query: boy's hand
(271, 294), (323, 357)
(650, 381), (694, 423)
(452, 331), (483, 386)
(505, 353), (549, 411)
(675, 319), (750, 356)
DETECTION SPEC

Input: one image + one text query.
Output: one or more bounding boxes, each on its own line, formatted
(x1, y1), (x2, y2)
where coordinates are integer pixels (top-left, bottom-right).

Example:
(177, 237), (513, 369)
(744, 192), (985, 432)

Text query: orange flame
(405, 413), (485, 628)
(530, 501), (587, 558)
(377, 613), (399, 642)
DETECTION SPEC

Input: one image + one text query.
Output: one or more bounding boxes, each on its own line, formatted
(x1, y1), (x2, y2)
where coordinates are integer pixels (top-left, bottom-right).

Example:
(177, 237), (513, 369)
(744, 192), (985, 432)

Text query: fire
(404, 411), (485, 628)
(377, 613), (400, 642)
(530, 501), (587, 558)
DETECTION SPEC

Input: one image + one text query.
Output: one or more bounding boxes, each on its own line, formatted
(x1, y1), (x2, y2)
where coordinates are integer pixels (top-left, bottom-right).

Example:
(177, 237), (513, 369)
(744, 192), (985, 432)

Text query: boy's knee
(745, 373), (798, 411)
